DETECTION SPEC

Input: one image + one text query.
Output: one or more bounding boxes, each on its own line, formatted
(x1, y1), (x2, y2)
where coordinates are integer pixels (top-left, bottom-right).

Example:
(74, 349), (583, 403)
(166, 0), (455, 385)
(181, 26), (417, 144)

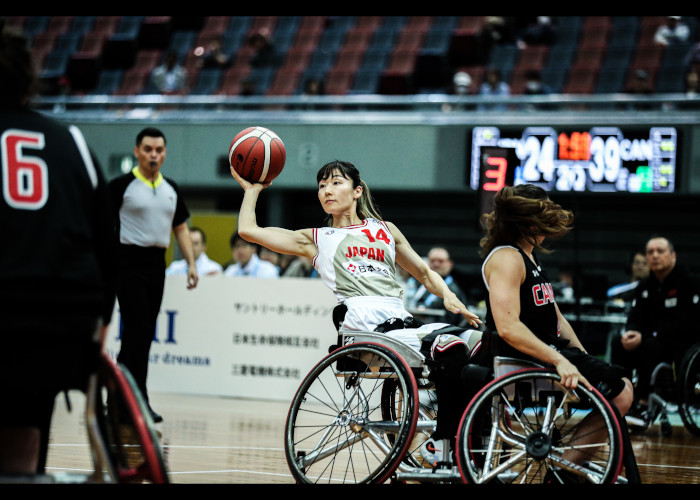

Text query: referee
(108, 127), (198, 423)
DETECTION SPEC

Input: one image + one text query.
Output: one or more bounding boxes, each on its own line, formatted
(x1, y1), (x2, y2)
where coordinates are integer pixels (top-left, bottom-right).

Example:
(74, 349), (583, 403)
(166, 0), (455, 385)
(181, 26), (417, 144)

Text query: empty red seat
(564, 68), (598, 94)
(113, 67), (150, 95)
(45, 16), (74, 36)
(324, 69), (354, 95)
(514, 45), (549, 72)
(456, 16), (485, 32)
(201, 16), (230, 35)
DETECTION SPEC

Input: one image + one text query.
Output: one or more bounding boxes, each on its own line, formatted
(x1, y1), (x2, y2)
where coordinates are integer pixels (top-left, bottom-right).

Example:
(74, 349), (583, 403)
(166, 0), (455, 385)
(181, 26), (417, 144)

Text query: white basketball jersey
(313, 218), (404, 303)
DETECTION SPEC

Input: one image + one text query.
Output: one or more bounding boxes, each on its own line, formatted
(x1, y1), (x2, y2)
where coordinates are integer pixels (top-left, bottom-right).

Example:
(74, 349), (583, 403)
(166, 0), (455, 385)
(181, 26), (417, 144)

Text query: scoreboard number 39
(471, 126), (678, 194)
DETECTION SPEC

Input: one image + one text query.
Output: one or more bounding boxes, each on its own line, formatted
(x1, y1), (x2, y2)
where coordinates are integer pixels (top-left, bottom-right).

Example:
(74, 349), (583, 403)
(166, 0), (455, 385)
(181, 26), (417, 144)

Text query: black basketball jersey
(483, 245), (567, 353)
(0, 107), (116, 325)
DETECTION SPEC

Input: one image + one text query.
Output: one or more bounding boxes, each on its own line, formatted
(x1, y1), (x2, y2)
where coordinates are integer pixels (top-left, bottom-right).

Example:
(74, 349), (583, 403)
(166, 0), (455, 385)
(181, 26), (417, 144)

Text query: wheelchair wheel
(678, 343), (700, 436)
(456, 368), (624, 484)
(84, 353), (169, 483)
(285, 342), (419, 484)
(381, 377), (437, 469)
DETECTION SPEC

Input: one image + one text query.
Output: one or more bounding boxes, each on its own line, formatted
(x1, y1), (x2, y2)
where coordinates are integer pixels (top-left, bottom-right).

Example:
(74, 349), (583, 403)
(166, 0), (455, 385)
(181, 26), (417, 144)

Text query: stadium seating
(21, 15), (697, 97)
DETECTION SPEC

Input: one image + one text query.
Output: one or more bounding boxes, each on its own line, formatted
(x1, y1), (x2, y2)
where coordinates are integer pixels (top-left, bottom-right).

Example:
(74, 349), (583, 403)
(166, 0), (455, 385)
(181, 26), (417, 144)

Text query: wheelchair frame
(7, 352), (170, 484)
(285, 329), (638, 484)
(638, 342), (700, 437)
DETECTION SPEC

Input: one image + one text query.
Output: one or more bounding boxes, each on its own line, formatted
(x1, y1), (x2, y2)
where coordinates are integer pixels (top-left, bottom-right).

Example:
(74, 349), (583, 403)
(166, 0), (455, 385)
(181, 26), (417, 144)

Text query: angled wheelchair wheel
(456, 368), (623, 484)
(285, 342), (419, 484)
(678, 343), (700, 436)
(85, 352), (169, 484)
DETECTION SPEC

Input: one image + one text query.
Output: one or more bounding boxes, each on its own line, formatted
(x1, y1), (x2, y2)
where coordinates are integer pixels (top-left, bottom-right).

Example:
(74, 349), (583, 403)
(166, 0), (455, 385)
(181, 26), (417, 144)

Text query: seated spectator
(478, 67), (510, 111)
(408, 246), (469, 327)
(519, 16), (557, 46)
(239, 77), (256, 96)
(552, 264), (576, 304)
(166, 227), (223, 277)
(248, 30), (279, 68)
(151, 52), (188, 95)
(259, 247), (281, 271)
(524, 69), (552, 95)
(303, 77), (325, 96)
(224, 233), (279, 278)
(607, 251), (649, 302)
(683, 33), (700, 70)
(476, 16), (519, 62)
(199, 36), (232, 70)
(442, 71), (473, 112)
(281, 256), (318, 278)
(654, 16), (690, 46)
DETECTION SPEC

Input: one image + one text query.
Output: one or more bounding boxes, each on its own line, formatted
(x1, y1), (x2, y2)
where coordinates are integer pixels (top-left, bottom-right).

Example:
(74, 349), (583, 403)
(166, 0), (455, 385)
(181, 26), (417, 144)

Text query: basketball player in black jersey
(0, 21), (116, 475)
(479, 184), (634, 465)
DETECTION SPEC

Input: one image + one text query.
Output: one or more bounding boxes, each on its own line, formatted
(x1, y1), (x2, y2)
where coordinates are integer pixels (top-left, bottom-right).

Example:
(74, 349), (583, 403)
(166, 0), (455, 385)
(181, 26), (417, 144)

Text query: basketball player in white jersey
(230, 159), (481, 466)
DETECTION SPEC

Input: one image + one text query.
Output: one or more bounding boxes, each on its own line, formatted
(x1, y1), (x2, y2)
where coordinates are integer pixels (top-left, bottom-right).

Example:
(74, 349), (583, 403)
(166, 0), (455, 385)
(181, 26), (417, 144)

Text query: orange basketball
(228, 126), (286, 183)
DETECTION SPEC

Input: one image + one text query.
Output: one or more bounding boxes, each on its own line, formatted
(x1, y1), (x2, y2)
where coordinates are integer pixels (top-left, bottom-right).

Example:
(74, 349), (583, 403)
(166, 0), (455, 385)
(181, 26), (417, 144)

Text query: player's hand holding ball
(229, 126), (286, 190)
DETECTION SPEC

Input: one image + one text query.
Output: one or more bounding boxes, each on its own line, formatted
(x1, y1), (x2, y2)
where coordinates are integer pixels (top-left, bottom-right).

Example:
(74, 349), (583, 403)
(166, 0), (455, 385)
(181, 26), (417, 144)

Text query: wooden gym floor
(44, 391), (700, 485)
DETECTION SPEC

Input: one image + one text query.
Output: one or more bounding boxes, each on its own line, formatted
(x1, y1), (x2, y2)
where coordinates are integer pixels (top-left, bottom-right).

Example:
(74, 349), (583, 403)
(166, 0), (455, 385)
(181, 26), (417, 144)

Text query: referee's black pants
(116, 245), (166, 406)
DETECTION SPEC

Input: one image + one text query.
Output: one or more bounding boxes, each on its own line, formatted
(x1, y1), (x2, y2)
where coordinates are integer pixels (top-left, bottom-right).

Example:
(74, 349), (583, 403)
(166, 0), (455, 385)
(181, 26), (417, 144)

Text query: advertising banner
(105, 276), (337, 401)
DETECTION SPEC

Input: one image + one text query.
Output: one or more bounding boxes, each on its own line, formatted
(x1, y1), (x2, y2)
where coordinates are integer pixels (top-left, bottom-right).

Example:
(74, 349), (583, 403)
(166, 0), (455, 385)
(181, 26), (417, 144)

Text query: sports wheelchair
(284, 326), (640, 484)
(627, 342), (700, 437)
(84, 351), (169, 483)
(7, 352), (169, 484)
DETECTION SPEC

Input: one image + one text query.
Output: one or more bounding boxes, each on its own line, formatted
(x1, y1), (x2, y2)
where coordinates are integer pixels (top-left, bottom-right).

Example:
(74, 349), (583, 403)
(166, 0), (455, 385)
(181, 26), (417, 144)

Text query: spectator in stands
(199, 36), (232, 70)
(152, 52), (188, 95)
(408, 246), (469, 327)
(518, 16), (558, 47)
(281, 256), (318, 278)
(521, 69), (554, 111)
(303, 77), (325, 96)
(478, 67), (510, 111)
(476, 16), (519, 63)
(248, 30), (279, 68)
(610, 235), (700, 428)
(552, 264), (576, 304)
(524, 69), (552, 95)
(259, 247), (281, 270)
(606, 251), (649, 302)
(239, 77), (256, 96)
(683, 32), (700, 70)
(654, 16), (690, 46)
(224, 232), (279, 278)
(166, 227), (223, 277)
(442, 70), (473, 112)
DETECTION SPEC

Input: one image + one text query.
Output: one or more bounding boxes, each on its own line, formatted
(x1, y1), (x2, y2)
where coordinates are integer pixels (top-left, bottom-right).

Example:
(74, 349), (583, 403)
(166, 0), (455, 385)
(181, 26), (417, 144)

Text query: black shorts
(560, 347), (627, 400)
(0, 316), (101, 428)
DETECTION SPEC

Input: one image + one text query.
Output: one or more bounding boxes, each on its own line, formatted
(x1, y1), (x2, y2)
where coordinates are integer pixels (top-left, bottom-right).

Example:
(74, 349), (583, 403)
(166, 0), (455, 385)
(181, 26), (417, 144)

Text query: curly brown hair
(479, 184), (574, 257)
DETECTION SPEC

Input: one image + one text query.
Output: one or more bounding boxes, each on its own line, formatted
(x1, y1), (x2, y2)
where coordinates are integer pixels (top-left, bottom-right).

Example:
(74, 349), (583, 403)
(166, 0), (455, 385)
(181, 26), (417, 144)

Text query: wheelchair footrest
(395, 467), (461, 483)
